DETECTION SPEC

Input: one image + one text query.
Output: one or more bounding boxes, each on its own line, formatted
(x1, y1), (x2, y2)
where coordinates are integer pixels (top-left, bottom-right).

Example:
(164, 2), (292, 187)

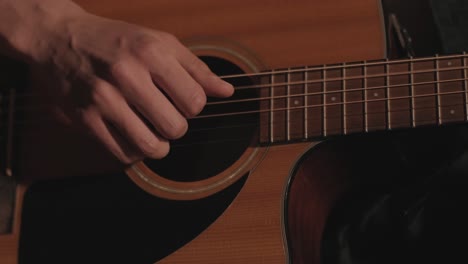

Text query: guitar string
(6, 78), (468, 125)
(3, 101), (464, 147)
(218, 53), (468, 79)
(8, 101), (464, 126)
(3, 75), (468, 114)
(5, 63), (468, 101)
(208, 78), (467, 106)
(226, 65), (468, 92)
(2, 53), (467, 99)
(0, 57), (466, 126)
(4, 90), (467, 129)
(2, 55), (467, 148)
(147, 106), (465, 149)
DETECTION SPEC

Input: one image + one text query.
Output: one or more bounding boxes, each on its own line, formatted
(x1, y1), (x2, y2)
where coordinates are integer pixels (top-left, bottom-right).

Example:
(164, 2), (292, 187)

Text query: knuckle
(132, 32), (178, 58)
(151, 57), (173, 78)
(133, 35), (156, 55)
(188, 55), (210, 72)
(108, 57), (129, 77)
(158, 32), (178, 43)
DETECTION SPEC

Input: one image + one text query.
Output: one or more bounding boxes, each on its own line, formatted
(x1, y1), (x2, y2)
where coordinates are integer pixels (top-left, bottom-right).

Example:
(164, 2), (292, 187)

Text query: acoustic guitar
(0, 0), (466, 263)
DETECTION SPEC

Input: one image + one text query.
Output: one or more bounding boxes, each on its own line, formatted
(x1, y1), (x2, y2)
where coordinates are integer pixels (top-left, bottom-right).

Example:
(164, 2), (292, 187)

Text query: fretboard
(258, 53), (468, 144)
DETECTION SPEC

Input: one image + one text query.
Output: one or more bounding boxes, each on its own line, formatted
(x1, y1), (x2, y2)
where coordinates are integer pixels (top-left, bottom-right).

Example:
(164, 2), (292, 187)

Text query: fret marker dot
(373, 92), (379, 97)
(294, 100), (300, 105)
(450, 109), (456, 115)
(331, 97), (336, 102)
(448, 62), (453, 66)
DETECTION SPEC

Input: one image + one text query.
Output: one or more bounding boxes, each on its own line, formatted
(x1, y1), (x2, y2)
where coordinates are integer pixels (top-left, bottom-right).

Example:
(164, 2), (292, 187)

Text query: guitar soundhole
(143, 56), (258, 182)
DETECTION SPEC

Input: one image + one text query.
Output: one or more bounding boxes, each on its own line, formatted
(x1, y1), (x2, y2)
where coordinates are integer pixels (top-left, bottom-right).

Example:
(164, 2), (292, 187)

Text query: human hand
(25, 7), (233, 164)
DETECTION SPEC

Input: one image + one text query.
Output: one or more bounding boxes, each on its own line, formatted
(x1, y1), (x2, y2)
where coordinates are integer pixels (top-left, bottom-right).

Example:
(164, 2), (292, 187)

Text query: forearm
(0, 0), (84, 62)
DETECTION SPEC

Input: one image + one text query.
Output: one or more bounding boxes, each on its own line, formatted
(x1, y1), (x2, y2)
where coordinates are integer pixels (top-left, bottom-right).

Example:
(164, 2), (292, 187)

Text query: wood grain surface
(0, 0), (385, 263)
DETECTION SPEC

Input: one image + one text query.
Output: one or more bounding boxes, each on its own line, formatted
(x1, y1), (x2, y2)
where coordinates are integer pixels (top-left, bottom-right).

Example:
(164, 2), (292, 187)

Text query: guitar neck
(258, 53), (468, 144)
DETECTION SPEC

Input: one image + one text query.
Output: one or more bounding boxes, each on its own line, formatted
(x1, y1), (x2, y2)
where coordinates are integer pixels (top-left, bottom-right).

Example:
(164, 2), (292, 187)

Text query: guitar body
(89, 1), (385, 263)
(0, 0), (386, 263)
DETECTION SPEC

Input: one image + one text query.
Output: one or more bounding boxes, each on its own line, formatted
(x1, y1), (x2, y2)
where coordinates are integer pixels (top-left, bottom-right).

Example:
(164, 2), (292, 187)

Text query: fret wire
(286, 69), (291, 141)
(342, 62), (347, 135)
(270, 70), (275, 143)
(364, 61), (369, 132)
(435, 55), (442, 125)
(386, 59), (392, 130)
(5, 87), (15, 177)
(323, 65), (327, 137)
(464, 52), (468, 122)
(304, 66), (309, 139)
(410, 57), (416, 128)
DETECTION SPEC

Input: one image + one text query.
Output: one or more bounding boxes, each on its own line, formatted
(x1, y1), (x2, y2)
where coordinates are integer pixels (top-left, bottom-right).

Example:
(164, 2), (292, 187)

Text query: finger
(77, 107), (142, 164)
(149, 55), (208, 117)
(174, 42), (234, 98)
(109, 61), (188, 139)
(92, 78), (171, 158)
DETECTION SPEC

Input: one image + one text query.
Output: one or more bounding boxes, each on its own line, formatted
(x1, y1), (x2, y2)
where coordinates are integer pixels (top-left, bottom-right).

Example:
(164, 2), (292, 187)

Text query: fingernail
(217, 76), (234, 94)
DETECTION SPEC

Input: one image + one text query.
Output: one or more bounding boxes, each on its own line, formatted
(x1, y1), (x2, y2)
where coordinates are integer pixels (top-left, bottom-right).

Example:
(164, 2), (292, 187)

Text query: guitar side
(0, 0), (386, 263)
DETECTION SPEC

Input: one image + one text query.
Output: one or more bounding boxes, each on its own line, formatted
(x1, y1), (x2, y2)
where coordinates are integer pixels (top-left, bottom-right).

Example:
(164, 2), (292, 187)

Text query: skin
(0, 0), (234, 164)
